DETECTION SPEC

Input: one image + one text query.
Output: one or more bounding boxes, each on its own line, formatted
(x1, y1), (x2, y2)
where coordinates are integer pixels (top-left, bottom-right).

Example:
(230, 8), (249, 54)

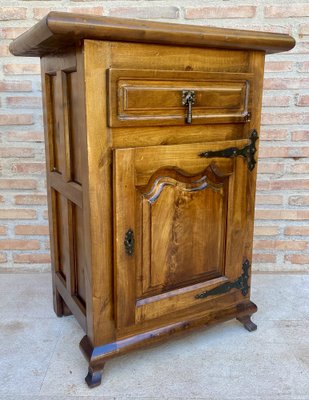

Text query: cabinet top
(10, 11), (295, 57)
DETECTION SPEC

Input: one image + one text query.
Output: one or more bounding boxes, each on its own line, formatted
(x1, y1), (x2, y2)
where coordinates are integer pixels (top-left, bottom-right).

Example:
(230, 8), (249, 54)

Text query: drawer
(107, 68), (253, 127)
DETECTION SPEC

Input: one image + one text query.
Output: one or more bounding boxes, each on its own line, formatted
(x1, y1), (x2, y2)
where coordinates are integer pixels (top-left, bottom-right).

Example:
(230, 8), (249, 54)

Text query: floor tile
(251, 274), (309, 322)
(0, 273), (56, 320)
(0, 318), (62, 395)
(1, 273), (309, 399)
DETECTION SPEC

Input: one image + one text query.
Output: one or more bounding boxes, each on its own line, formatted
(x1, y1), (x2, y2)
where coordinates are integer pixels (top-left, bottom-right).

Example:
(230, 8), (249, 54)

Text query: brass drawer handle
(182, 90), (196, 124)
(199, 129), (258, 171)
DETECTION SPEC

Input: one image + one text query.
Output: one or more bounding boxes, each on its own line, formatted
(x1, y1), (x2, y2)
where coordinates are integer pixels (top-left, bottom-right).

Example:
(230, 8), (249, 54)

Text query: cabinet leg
(53, 287), (72, 317)
(85, 364), (105, 388)
(236, 315), (257, 332)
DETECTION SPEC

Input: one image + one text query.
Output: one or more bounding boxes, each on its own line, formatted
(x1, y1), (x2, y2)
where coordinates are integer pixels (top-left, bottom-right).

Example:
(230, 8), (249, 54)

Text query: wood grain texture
(10, 11), (295, 57)
(18, 14), (293, 386)
(108, 69), (252, 127)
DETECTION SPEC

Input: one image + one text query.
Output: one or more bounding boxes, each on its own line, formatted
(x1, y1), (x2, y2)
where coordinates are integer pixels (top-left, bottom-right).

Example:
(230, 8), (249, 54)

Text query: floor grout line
(37, 319), (66, 395)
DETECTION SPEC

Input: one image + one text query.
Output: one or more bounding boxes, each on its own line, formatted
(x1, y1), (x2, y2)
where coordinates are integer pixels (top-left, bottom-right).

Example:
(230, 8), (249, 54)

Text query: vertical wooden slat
(82, 40), (115, 346)
(60, 70), (72, 182)
(113, 148), (137, 328)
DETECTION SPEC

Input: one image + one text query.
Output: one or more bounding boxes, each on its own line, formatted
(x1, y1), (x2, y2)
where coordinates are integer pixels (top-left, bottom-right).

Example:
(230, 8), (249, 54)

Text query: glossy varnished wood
(10, 12), (295, 388)
(10, 11), (295, 57)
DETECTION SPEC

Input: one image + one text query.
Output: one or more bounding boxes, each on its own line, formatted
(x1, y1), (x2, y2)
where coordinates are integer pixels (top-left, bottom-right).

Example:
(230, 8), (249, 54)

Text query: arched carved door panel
(113, 139), (250, 330)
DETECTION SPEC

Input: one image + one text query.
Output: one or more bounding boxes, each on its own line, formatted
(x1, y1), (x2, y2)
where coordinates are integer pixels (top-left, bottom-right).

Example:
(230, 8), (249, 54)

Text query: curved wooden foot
(85, 365), (105, 388)
(237, 315), (257, 332)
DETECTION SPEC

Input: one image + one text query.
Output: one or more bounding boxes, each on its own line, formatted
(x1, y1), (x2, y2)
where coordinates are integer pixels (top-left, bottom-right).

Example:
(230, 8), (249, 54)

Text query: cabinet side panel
(41, 48), (88, 332)
(83, 40), (116, 346)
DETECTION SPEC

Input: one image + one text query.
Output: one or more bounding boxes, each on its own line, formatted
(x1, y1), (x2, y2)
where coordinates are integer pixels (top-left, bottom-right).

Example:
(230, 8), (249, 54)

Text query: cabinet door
(113, 138), (253, 331)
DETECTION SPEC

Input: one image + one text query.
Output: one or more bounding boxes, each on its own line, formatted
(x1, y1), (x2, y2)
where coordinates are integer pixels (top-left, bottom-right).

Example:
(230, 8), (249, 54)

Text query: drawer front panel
(108, 69), (253, 127)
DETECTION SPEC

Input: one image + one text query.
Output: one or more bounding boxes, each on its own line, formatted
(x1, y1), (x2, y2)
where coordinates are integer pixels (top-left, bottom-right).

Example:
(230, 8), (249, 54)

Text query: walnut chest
(10, 12), (295, 387)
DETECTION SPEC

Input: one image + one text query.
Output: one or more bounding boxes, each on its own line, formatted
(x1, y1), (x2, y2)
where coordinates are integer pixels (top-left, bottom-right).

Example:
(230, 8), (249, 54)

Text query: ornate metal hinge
(195, 259), (250, 299)
(199, 129), (258, 171)
(182, 90), (196, 124)
(124, 229), (134, 256)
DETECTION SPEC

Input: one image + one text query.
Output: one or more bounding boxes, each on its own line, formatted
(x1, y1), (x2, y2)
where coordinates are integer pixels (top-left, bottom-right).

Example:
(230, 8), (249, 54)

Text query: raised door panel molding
(108, 69), (253, 127)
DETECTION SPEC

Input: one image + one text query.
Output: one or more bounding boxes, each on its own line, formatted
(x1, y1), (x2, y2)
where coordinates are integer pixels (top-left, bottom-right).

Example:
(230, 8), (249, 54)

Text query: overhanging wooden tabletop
(10, 11), (295, 57)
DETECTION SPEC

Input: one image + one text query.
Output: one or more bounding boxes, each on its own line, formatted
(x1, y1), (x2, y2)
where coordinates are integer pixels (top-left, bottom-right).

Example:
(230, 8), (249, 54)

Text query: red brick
(263, 95), (291, 108)
(257, 162), (284, 174)
(15, 225), (49, 235)
(0, 45), (10, 57)
(0, 81), (32, 91)
(3, 64), (40, 75)
(33, 8), (57, 19)
(110, 7), (179, 19)
(285, 254), (309, 265)
(69, 6), (104, 15)
(259, 146), (309, 158)
(0, 148), (33, 158)
(0, 7), (27, 20)
(255, 195), (283, 205)
(260, 129), (288, 141)
(252, 253), (276, 263)
(297, 61), (309, 72)
(270, 180), (309, 190)
(262, 113), (309, 125)
(0, 226), (7, 235)
(185, 6), (256, 19)
(0, 115), (33, 126)
(264, 78), (309, 90)
(284, 226), (309, 236)
(256, 180), (271, 191)
(0, 240), (40, 250)
(15, 194), (47, 205)
(255, 210), (309, 220)
(264, 61), (293, 72)
(265, 5), (309, 18)
(7, 96), (42, 108)
(0, 27), (27, 39)
(296, 95), (309, 107)
(289, 196), (309, 206)
(254, 240), (307, 251)
(254, 226), (279, 236)
(292, 131), (309, 141)
(11, 163), (45, 174)
(7, 131), (44, 142)
(290, 163), (309, 174)
(0, 209), (36, 219)
(13, 253), (51, 264)
(0, 179), (37, 190)
(0, 253), (7, 263)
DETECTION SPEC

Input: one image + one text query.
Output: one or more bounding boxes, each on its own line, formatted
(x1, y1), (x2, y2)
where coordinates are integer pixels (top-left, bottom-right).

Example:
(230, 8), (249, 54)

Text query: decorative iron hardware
(199, 129), (259, 171)
(195, 259), (250, 299)
(244, 111), (251, 122)
(182, 90), (196, 124)
(124, 229), (134, 256)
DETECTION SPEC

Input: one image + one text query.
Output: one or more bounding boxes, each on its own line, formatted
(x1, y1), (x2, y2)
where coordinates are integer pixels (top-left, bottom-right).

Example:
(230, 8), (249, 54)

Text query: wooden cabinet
(10, 12), (295, 388)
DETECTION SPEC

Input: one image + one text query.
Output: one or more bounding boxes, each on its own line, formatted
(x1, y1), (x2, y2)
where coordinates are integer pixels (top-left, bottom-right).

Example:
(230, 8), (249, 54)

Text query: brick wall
(0, 1), (308, 272)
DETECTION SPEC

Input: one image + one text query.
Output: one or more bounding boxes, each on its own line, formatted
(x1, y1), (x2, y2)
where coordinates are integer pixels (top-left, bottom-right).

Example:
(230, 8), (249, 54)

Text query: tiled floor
(0, 273), (308, 400)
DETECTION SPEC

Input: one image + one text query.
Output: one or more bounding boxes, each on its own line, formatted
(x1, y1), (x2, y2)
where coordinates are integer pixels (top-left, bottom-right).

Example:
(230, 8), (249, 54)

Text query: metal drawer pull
(199, 129), (258, 171)
(182, 90), (196, 124)
(195, 259), (250, 299)
(124, 229), (134, 255)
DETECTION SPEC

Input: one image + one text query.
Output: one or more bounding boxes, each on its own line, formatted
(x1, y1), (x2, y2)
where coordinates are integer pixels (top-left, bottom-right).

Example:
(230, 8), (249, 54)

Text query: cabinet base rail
(80, 300), (257, 388)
